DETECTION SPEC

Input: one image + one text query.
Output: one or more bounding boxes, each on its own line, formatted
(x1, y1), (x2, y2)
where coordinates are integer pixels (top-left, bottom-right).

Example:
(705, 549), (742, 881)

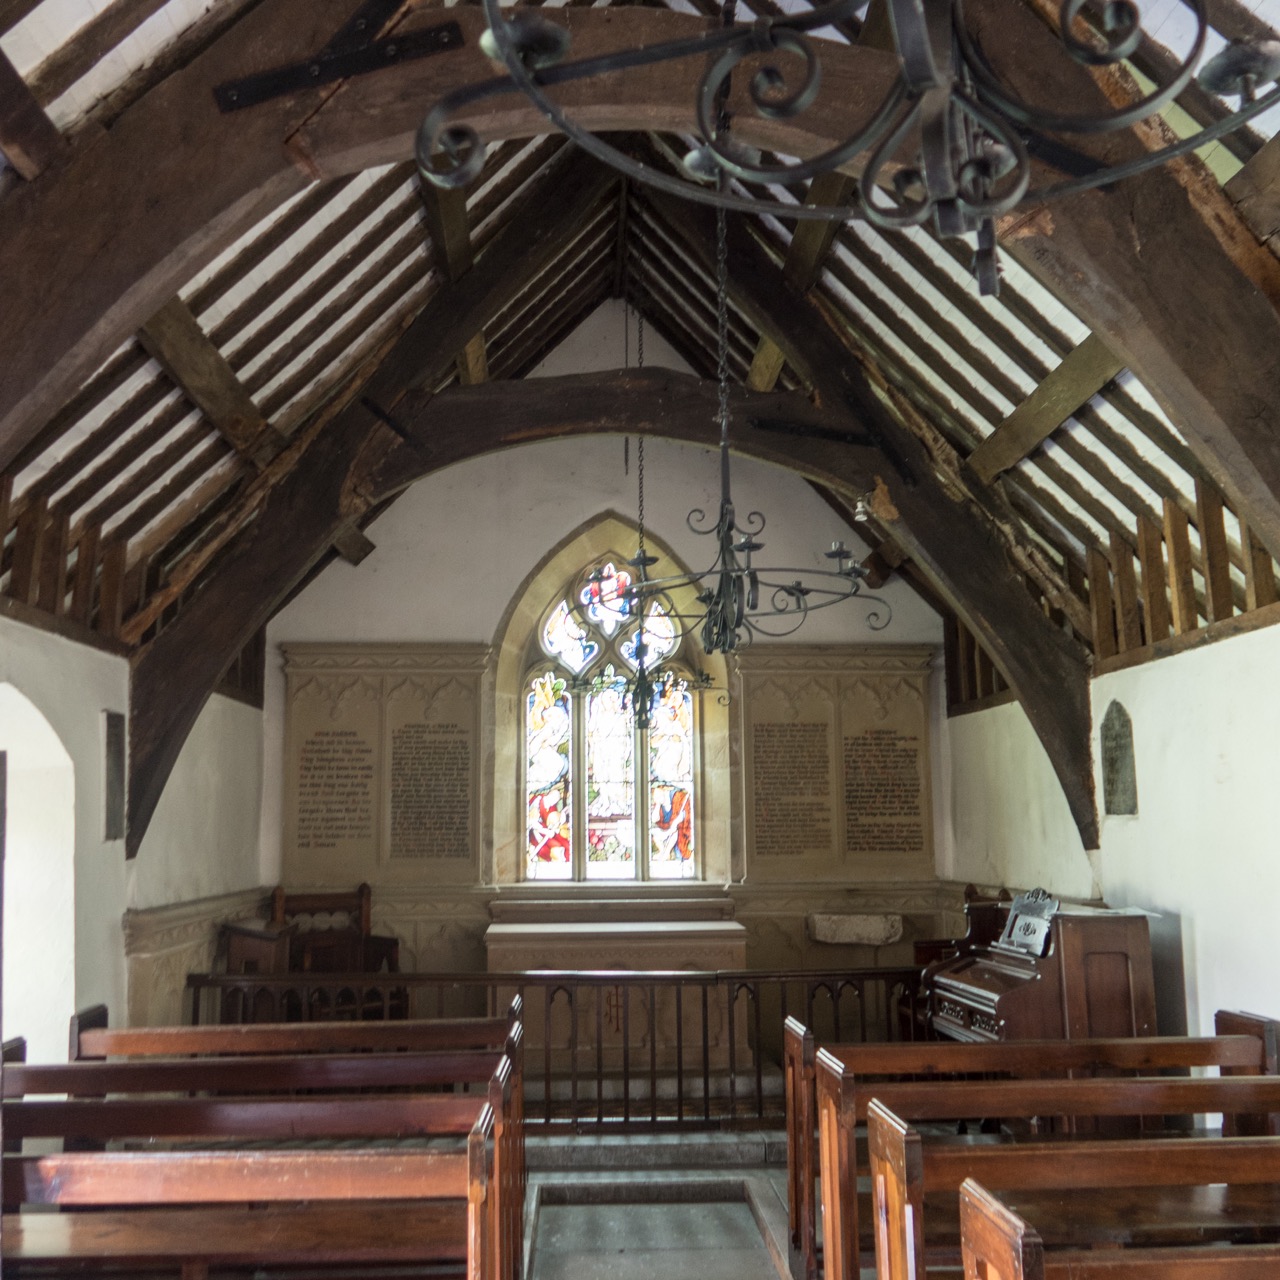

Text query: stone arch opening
(0, 682), (76, 1061)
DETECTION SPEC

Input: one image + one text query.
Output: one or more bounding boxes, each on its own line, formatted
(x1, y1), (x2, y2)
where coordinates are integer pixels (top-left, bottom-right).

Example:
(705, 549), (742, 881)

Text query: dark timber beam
(125, 150), (618, 855)
(0, 49), (64, 179)
(0, 2), (899, 471)
(745, 170), (853, 393)
(649, 190), (1098, 849)
(4, 0), (1280, 558)
(967, 0), (1280, 560)
(967, 334), (1126, 485)
(131, 371), (901, 857)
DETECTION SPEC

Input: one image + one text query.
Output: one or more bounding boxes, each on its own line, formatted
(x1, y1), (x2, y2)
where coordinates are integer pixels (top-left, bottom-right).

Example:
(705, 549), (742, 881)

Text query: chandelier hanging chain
(716, 204), (731, 467)
(417, 0), (1280, 295)
(614, 190), (892, 654)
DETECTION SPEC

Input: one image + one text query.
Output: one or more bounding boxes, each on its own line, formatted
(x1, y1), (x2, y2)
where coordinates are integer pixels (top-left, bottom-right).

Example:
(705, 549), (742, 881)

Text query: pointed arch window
(524, 559), (698, 882)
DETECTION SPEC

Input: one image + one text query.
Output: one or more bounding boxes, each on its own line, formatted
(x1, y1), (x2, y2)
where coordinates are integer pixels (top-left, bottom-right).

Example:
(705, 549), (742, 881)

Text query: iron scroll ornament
(417, 0), (1280, 294)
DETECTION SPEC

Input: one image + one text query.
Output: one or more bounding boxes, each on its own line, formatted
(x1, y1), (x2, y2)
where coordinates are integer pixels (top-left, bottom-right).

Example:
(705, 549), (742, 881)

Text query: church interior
(4, 0), (1280, 1272)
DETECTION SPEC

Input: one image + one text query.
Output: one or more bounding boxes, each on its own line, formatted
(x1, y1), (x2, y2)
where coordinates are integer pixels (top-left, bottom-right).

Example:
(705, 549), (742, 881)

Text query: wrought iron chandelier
(610, 204), (891, 678)
(417, 0), (1280, 293)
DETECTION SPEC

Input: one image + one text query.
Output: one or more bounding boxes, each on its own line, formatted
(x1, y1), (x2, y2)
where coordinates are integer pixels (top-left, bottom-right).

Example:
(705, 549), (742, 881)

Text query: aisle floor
(529, 1200), (786, 1280)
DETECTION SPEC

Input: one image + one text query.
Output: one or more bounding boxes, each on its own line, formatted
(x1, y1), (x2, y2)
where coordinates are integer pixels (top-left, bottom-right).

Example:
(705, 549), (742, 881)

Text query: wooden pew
(4, 1104), (497, 1280)
(959, 1174), (1280, 1280)
(784, 1010), (1279, 1280)
(70, 997), (522, 1058)
(859, 1089), (1280, 1280)
(55, 1007), (525, 1280)
(5, 1051), (523, 1280)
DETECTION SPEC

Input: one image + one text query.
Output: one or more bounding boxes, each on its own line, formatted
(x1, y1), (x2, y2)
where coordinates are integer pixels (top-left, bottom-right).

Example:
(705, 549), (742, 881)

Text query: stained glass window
(542, 600), (598, 673)
(620, 604), (677, 669)
(649, 677), (695, 878)
(579, 562), (633, 636)
(525, 559), (698, 882)
(586, 670), (636, 878)
(526, 672), (572, 879)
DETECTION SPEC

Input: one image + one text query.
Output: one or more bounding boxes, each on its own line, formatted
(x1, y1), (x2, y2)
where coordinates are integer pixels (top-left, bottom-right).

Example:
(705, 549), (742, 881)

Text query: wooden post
(1242, 519), (1280, 611)
(1109, 533), (1143, 651)
(1135, 514), (1170, 644)
(0, 475), (11, 555)
(975, 644), (996, 700)
(36, 507), (69, 617)
(943, 614), (962, 711)
(69, 523), (101, 626)
(6, 495), (45, 606)
(956, 625), (977, 704)
(96, 541), (127, 640)
(1195, 479), (1234, 624)
(0, 49), (65, 180)
(1086, 546), (1116, 659)
(1163, 497), (1198, 635)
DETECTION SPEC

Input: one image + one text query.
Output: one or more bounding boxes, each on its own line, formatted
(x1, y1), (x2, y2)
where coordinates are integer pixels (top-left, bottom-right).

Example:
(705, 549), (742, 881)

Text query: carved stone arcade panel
(283, 645), (490, 886)
(737, 645), (934, 882)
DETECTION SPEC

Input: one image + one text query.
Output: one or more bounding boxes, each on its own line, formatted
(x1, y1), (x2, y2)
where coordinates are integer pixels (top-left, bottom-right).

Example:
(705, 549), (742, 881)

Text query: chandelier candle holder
(418, 0), (1280, 292)
(612, 207), (892, 677)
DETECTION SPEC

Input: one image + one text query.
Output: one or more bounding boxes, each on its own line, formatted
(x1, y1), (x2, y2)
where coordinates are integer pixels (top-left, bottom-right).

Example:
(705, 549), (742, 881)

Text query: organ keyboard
(926, 888), (1158, 1042)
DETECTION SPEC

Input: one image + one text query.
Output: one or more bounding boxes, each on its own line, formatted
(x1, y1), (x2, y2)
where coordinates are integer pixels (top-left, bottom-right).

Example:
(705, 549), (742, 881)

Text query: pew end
(783, 1016), (816, 1272)
(959, 1179), (1044, 1280)
(69, 1005), (109, 1061)
(868, 1100), (927, 1280)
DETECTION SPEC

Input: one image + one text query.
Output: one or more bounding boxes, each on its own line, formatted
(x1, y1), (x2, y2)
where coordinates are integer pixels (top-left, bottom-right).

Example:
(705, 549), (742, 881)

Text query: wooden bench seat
(959, 1176), (1280, 1280)
(6, 1046), (517, 1098)
(784, 1009), (1279, 1280)
(72, 1000), (521, 1059)
(6, 1201), (472, 1269)
(867, 1097), (1280, 1280)
(819, 1069), (1280, 1280)
(4, 1130), (494, 1280)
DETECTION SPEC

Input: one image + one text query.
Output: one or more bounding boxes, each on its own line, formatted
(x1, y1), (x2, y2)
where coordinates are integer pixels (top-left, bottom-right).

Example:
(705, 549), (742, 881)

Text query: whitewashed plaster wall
(261, 300), (946, 883)
(0, 683), (75, 1062)
(0, 614), (129, 1023)
(129, 695), (264, 910)
(944, 622), (1280, 1036)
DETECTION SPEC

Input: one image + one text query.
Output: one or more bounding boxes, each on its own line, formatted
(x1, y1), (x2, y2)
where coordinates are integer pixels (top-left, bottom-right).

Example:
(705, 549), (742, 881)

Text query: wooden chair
(269, 882), (400, 973)
(264, 883), (404, 1019)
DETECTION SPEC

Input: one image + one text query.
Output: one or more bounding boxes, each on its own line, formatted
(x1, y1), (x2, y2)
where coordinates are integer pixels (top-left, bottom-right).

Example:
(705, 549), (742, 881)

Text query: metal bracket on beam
(213, 21), (464, 113)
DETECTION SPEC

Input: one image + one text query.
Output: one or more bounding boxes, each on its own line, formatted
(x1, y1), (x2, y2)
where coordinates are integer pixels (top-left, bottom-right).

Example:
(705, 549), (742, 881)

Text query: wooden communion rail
(188, 965), (924, 1130)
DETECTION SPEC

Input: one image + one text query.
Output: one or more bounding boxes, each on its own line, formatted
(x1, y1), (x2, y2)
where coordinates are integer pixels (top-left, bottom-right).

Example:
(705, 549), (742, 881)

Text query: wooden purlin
(827, 234), (1158, 538)
(967, 335), (1126, 485)
(818, 243), (1100, 581)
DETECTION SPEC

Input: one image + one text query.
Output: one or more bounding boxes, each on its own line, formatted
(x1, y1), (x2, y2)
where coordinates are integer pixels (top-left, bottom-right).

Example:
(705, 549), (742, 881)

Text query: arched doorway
(0, 683), (75, 1062)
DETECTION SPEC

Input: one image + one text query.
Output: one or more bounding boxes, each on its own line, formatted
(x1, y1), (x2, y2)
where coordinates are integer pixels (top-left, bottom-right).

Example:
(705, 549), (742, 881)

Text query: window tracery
(524, 559), (698, 882)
